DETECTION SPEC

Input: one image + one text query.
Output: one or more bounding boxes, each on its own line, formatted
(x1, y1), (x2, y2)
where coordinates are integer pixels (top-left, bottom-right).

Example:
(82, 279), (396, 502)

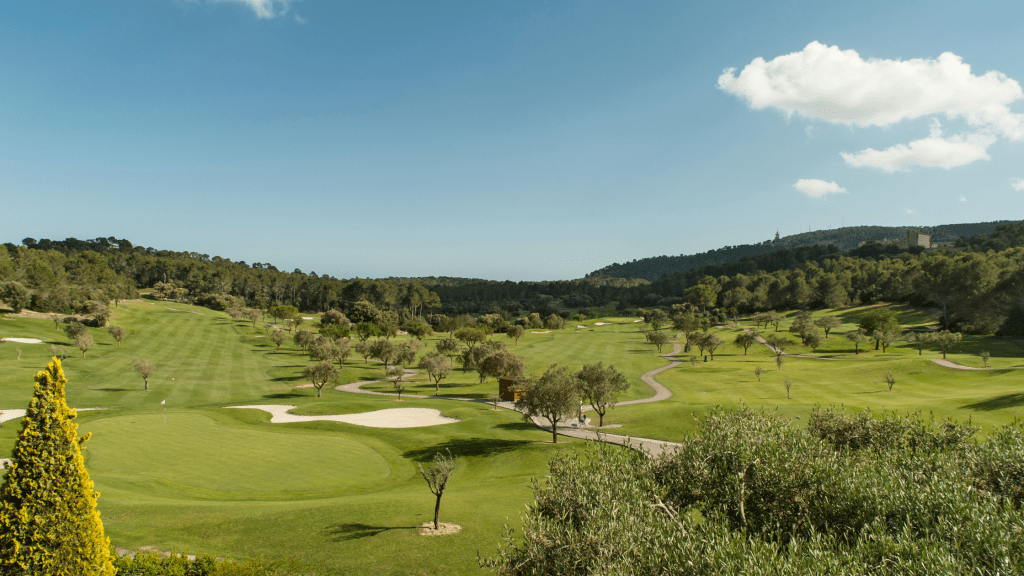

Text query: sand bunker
(1, 338), (44, 344)
(577, 325), (586, 329)
(225, 405), (459, 428)
(0, 406), (103, 426)
(593, 322), (610, 326)
(302, 316), (314, 320)
(633, 319), (643, 323)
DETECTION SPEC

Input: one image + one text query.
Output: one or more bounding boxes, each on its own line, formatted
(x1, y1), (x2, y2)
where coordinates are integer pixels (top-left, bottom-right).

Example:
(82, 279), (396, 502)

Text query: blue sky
(2, 0), (1022, 281)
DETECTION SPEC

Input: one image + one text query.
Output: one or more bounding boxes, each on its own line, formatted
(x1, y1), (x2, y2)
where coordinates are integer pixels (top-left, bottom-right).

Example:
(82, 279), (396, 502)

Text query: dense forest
(587, 221), (1010, 281)
(2, 220), (1024, 334)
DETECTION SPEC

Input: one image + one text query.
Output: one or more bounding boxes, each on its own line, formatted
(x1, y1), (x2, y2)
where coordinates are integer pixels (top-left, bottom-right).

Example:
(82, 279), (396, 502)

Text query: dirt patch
(418, 522), (462, 536)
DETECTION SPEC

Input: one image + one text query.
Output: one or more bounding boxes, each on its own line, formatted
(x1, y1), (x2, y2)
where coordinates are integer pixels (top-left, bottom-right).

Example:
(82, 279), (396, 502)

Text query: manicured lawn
(1, 302), (1022, 574)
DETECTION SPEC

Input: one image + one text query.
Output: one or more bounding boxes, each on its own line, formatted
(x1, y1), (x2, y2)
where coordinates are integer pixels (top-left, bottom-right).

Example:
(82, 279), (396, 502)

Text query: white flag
(160, 400), (166, 405)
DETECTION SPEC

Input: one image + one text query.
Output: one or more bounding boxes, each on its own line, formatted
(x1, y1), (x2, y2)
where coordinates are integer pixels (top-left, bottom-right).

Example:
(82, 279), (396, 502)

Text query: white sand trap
(302, 316), (314, 320)
(594, 322), (610, 326)
(577, 325), (586, 328)
(531, 330), (551, 334)
(225, 404), (459, 428)
(1, 338), (44, 344)
(0, 407), (103, 426)
(633, 319), (643, 323)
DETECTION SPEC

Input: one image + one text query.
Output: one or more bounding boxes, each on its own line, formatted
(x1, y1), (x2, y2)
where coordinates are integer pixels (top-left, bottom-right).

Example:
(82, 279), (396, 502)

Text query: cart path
(334, 338), (686, 457)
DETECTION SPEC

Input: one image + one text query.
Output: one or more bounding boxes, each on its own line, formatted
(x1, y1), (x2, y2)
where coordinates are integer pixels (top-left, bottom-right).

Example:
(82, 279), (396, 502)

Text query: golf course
(1, 298), (1022, 575)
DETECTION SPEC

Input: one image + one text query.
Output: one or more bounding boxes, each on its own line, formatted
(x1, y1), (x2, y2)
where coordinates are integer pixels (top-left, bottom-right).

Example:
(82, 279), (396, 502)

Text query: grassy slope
(1, 303), (1023, 573)
(0, 302), (579, 575)
(611, 305), (1024, 442)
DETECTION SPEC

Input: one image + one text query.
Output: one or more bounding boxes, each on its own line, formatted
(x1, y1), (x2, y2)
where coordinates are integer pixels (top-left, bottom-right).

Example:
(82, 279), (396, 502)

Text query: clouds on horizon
(719, 41), (1024, 171)
(793, 179), (846, 198)
(1012, 178), (1024, 191)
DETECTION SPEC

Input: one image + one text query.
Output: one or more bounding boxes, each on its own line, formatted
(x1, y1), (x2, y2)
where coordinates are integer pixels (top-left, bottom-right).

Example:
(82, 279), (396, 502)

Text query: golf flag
(161, 400), (166, 405)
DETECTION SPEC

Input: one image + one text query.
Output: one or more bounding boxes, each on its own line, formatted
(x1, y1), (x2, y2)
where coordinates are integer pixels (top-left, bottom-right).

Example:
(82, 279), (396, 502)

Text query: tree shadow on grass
(961, 393), (1024, 411)
(263, 392), (306, 399)
(494, 421), (536, 431)
(92, 387), (136, 392)
(403, 438), (535, 462)
(326, 523), (418, 542)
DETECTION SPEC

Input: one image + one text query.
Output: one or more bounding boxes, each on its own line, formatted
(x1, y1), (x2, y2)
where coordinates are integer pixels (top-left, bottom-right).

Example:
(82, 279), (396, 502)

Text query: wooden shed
(498, 378), (522, 402)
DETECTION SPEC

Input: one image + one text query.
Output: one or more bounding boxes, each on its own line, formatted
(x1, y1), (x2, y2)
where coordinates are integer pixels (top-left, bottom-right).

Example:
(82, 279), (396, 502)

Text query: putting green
(80, 413), (391, 500)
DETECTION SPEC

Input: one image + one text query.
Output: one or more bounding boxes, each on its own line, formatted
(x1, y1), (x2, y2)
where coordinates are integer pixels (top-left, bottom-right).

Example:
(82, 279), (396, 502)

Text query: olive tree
(904, 331), (933, 355)
(515, 364), (580, 444)
(814, 315), (841, 338)
(108, 326), (127, 347)
(933, 330), (962, 359)
(649, 331), (670, 353)
(574, 362), (628, 427)
(733, 332), (757, 355)
(476, 348), (526, 385)
(846, 329), (869, 354)
(0, 281), (31, 314)
(436, 337), (460, 362)
(303, 360), (339, 397)
(131, 358), (156, 391)
(270, 329), (288, 351)
(64, 321), (88, 342)
(75, 334), (94, 358)
(418, 352), (452, 394)
(505, 325), (525, 345)
(703, 333), (723, 360)
(419, 450), (456, 530)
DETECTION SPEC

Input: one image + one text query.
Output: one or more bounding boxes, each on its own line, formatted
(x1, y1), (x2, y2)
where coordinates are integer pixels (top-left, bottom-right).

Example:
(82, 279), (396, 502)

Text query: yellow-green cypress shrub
(0, 358), (114, 576)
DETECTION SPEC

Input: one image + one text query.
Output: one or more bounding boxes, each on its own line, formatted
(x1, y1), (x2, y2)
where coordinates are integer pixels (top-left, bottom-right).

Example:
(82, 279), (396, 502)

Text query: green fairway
(1, 301), (1023, 574)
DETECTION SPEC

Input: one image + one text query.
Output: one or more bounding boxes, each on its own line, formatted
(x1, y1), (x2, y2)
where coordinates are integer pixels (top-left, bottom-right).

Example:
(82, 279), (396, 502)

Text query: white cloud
(840, 119), (994, 172)
(196, 0), (297, 19)
(719, 42), (1024, 172)
(960, 195), (967, 202)
(793, 179), (846, 198)
(719, 41), (1024, 140)
(1011, 178), (1024, 191)
(294, 13), (307, 24)
(906, 209), (917, 215)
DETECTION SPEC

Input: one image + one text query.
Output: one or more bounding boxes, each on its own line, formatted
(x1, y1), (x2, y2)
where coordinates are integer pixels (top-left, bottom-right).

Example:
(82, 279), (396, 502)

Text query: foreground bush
(112, 551), (288, 576)
(484, 407), (1024, 575)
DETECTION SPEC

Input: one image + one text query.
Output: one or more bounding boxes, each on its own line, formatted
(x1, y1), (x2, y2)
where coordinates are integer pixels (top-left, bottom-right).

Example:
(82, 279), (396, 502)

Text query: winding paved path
(333, 337), (686, 457)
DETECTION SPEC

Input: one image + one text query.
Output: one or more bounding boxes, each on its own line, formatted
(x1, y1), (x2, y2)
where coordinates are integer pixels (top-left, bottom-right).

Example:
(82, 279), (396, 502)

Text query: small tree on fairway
(804, 331), (823, 353)
(76, 333), (94, 358)
(244, 308), (262, 328)
(515, 364), (580, 444)
(0, 358), (115, 575)
(814, 315), (841, 338)
(872, 327), (901, 353)
(734, 332), (757, 355)
(765, 334), (789, 357)
(846, 329), (869, 354)
(131, 358), (156, 391)
(386, 366), (407, 399)
(981, 351), (990, 368)
(64, 321), (88, 342)
(776, 355), (785, 371)
(505, 325), (525, 345)
(354, 340), (371, 363)
(933, 330), (962, 359)
(649, 331), (670, 353)
(476, 348), (526, 384)
(784, 378), (792, 399)
(436, 337), (460, 363)
(575, 362), (628, 427)
(689, 355), (698, 367)
(418, 352), (452, 394)
(303, 360), (338, 397)
(270, 329), (287, 351)
(754, 366), (762, 382)
(49, 312), (63, 330)
(108, 325), (127, 346)
(703, 333), (723, 360)
(904, 331), (933, 355)
(354, 321), (380, 343)
(883, 371), (896, 392)
(860, 308), (901, 350)
(335, 338), (352, 368)
(419, 450), (456, 530)
(49, 345), (68, 360)
(293, 329), (315, 351)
